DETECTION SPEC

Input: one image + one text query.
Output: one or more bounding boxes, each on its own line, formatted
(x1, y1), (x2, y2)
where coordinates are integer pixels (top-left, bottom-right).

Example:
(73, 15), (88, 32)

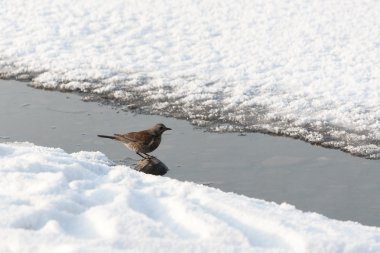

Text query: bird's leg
(144, 153), (155, 159)
(136, 152), (148, 159)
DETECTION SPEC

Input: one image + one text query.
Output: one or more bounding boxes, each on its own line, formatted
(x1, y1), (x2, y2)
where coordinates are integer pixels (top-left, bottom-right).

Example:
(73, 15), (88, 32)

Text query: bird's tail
(97, 135), (116, 140)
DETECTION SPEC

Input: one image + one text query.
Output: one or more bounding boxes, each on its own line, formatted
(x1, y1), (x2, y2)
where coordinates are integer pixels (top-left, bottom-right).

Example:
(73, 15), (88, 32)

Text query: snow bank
(1, 142), (380, 253)
(1, 0), (380, 158)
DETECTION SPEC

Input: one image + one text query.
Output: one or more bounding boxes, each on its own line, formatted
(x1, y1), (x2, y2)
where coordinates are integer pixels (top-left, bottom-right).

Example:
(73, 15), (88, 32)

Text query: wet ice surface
(1, 0), (380, 158)
(1, 80), (380, 227)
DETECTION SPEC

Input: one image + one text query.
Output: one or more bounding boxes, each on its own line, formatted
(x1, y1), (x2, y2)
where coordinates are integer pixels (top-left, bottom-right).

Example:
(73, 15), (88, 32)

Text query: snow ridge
(1, 0), (380, 158)
(1, 142), (380, 253)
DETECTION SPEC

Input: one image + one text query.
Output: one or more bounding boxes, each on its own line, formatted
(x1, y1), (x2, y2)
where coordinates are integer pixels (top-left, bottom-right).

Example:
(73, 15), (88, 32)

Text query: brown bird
(97, 123), (171, 159)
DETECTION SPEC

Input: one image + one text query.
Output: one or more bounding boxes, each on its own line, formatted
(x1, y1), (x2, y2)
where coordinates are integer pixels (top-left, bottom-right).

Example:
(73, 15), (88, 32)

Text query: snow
(1, 0), (380, 159)
(0, 142), (380, 253)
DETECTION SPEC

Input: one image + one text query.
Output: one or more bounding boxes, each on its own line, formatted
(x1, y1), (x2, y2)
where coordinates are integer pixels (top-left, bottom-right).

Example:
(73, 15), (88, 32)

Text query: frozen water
(1, 0), (380, 158)
(1, 142), (380, 252)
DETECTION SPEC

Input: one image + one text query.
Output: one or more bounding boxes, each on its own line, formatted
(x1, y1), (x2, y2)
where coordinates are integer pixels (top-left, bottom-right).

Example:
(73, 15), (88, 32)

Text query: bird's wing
(115, 131), (152, 145)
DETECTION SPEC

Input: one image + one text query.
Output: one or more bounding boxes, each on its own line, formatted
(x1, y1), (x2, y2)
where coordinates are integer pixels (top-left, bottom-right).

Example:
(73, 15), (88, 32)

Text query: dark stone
(134, 157), (169, 176)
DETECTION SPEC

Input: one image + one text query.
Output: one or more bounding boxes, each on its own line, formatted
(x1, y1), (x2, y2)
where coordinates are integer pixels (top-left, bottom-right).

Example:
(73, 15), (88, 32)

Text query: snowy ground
(1, 142), (380, 253)
(0, 0), (379, 158)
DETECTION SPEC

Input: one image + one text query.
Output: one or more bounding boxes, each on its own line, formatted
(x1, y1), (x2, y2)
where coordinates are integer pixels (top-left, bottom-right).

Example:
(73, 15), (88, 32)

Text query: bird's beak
(164, 127), (172, 131)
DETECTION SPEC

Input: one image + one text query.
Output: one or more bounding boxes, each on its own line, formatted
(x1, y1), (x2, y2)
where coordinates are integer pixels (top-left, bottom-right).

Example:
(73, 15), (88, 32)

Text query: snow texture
(0, 0), (380, 158)
(1, 142), (380, 253)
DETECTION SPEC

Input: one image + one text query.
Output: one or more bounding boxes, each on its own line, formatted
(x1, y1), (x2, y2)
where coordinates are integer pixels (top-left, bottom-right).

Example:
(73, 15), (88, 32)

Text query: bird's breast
(147, 136), (161, 152)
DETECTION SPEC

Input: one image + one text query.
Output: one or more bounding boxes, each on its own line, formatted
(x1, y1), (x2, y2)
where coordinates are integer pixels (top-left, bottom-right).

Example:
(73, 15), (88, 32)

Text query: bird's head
(152, 123), (171, 135)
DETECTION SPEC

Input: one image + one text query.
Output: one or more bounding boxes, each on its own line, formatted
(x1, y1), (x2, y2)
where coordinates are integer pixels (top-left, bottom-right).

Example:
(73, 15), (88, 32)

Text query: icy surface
(1, 142), (380, 253)
(1, 0), (380, 158)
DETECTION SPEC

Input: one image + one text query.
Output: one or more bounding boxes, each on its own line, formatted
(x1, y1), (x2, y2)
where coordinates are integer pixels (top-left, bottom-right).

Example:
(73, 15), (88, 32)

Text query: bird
(97, 123), (171, 159)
